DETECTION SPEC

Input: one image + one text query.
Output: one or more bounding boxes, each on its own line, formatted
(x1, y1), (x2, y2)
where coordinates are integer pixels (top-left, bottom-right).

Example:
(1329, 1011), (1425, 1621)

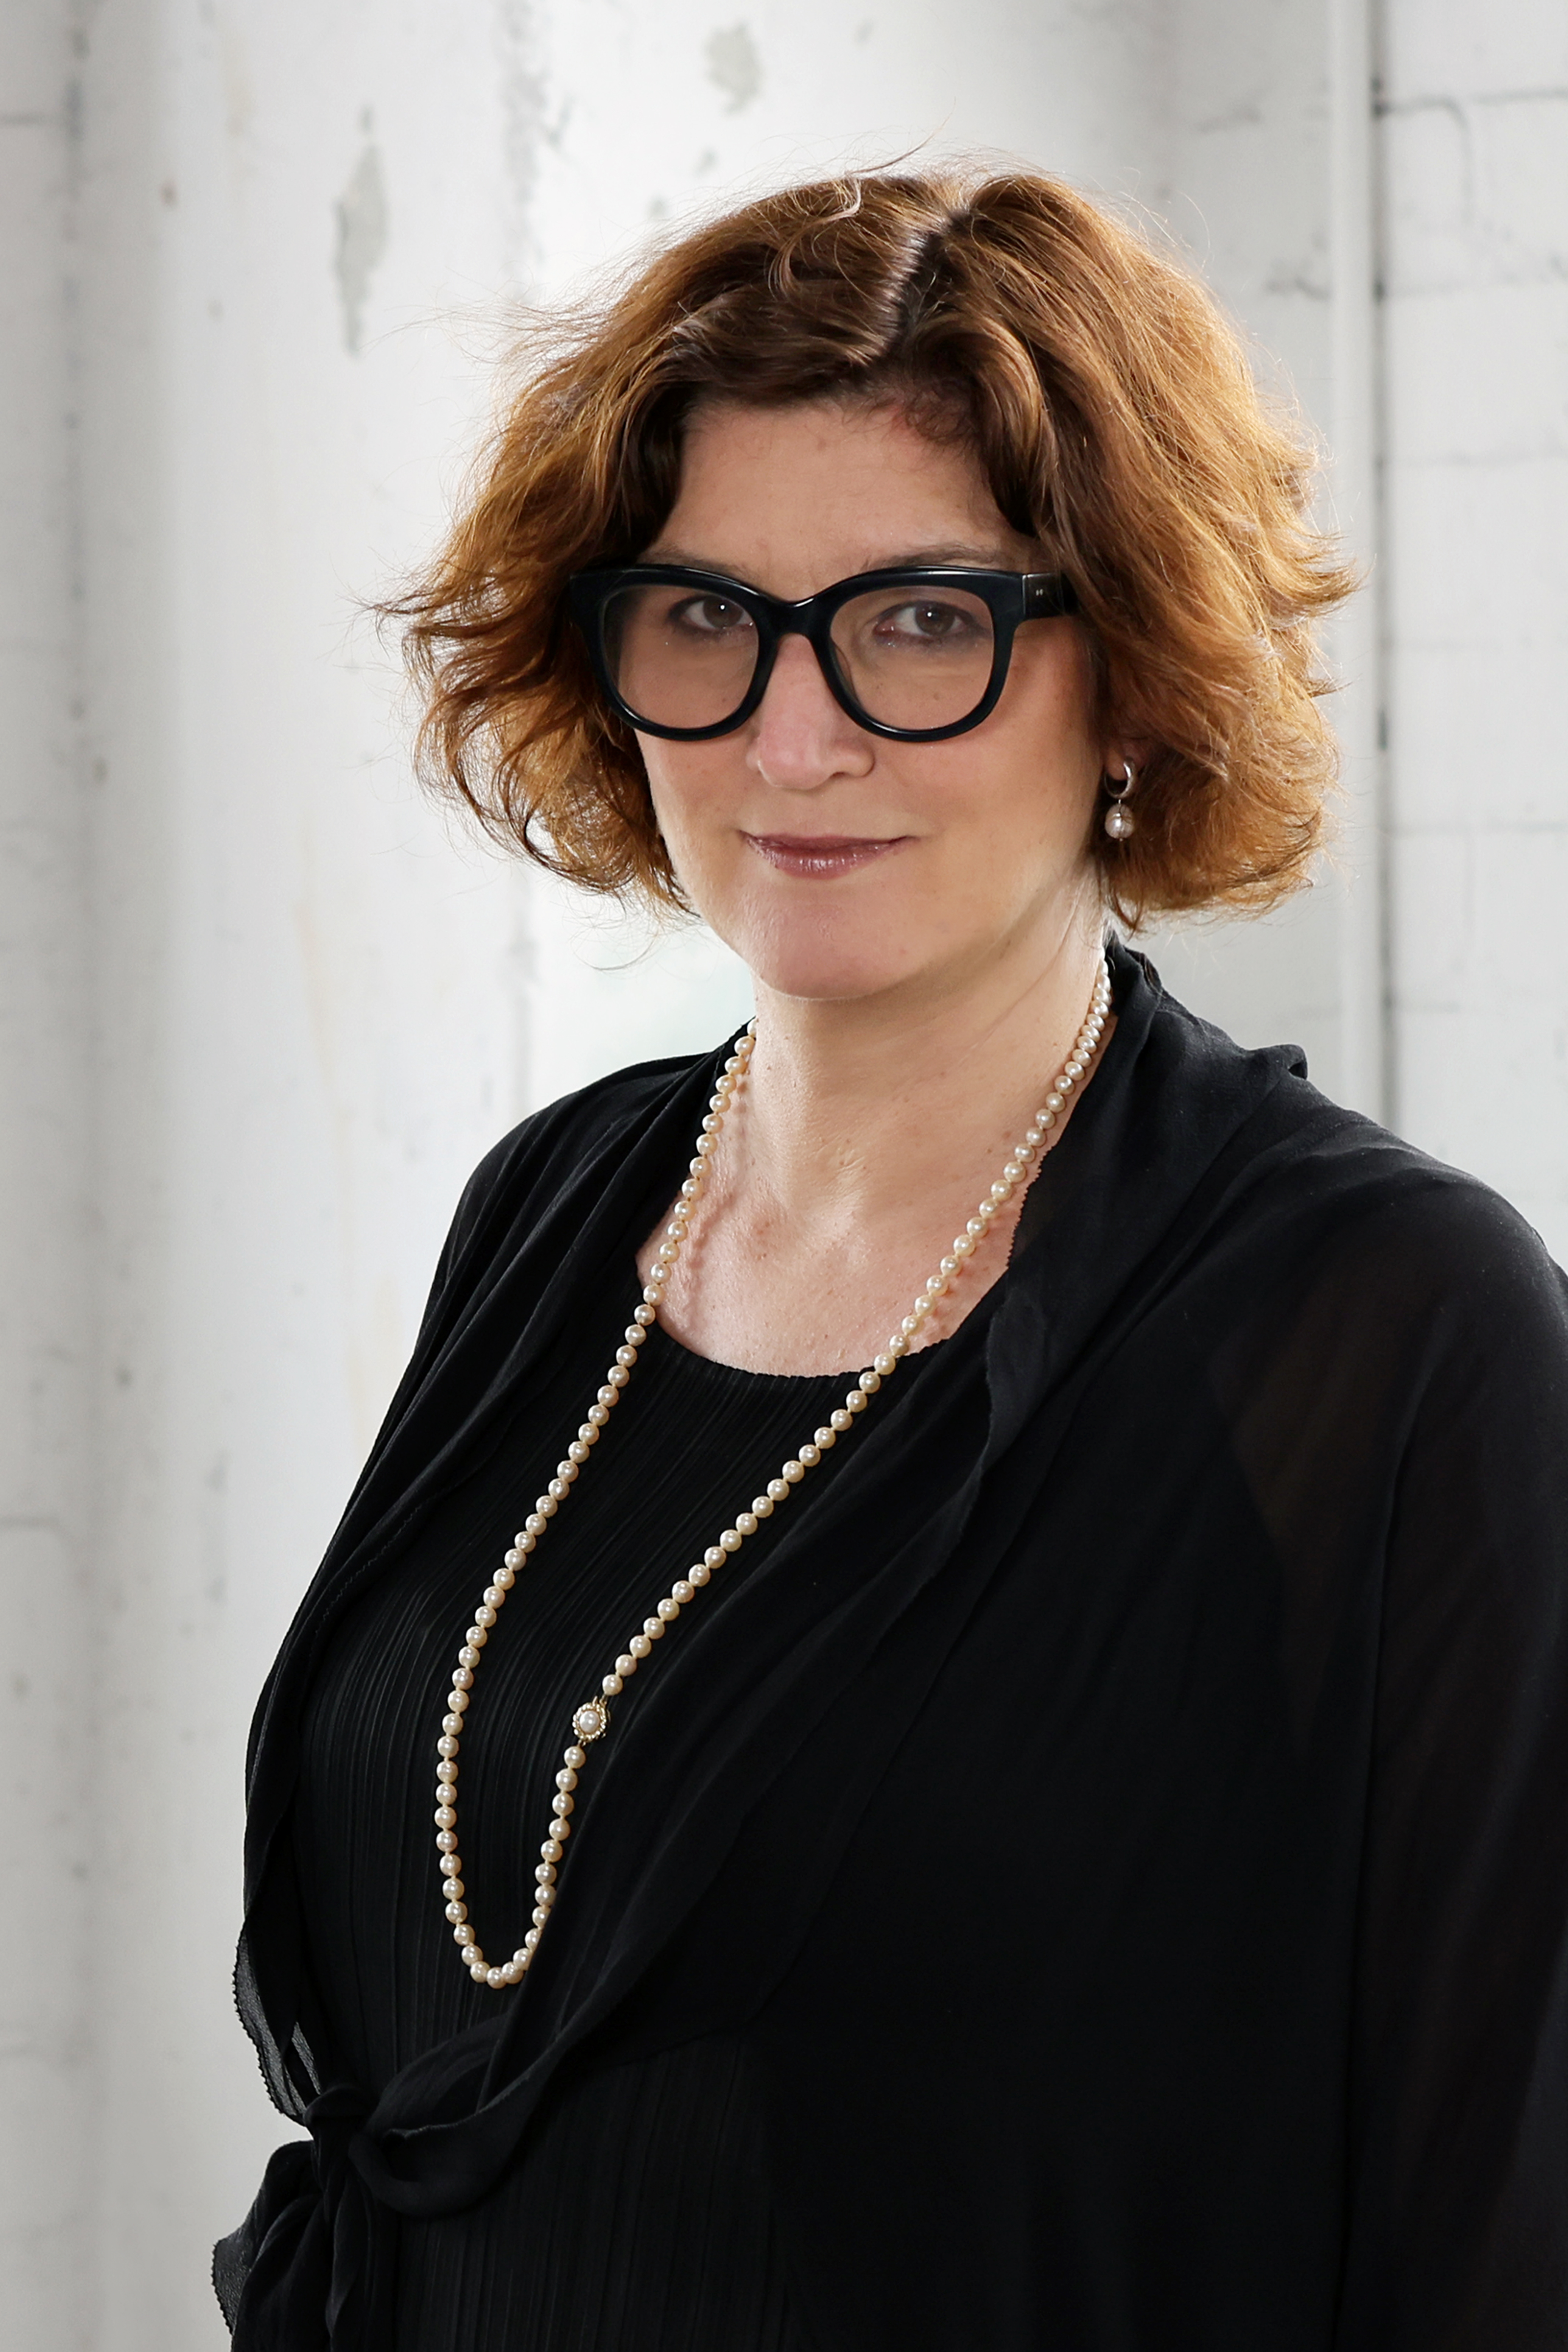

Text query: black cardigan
(220, 941), (1568, 2349)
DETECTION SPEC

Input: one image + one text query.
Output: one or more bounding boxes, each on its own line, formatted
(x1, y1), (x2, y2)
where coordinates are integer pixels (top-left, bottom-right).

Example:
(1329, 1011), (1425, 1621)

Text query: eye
(873, 599), (985, 645)
(669, 594), (755, 639)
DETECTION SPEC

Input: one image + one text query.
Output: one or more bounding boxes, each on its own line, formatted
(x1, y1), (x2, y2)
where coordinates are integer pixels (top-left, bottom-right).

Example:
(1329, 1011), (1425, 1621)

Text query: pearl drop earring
(1103, 759), (1136, 839)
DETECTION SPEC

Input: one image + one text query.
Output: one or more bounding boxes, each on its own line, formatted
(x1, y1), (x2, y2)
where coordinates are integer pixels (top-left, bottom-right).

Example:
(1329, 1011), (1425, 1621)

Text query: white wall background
(1, 1), (1563, 2344)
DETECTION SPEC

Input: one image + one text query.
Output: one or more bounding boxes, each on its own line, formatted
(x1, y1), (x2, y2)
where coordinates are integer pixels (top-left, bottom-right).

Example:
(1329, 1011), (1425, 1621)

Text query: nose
(746, 633), (875, 790)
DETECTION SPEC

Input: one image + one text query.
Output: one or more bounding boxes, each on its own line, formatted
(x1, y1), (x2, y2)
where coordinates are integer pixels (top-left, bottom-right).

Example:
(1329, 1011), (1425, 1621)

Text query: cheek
(640, 746), (751, 899)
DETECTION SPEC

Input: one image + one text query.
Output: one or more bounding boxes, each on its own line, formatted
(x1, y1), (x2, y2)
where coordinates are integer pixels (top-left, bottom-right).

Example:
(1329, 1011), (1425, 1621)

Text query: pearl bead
(630, 1635), (651, 1657)
(704, 1544), (726, 1568)
(455, 1924), (475, 1945)
(798, 1443), (820, 1467)
(874, 1352), (897, 1375)
(553, 1792), (574, 1816)
(673, 1579), (695, 1602)
(445, 1900), (466, 1922)
(556, 1768), (578, 1790)
(782, 1460), (806, 1483)
(814, 1426), (837, 1448)
(719, 1526), (744, 1550)
(657, 1597), (680, 1619)
(602, 1672), (623, 1694)
(615, 1653), (636, 1676)
(588, 1405), (608, 1426)
(438, 1735), (459, 1757)
(436, 1830), (459, 1852)
(643, 1616), (665, 1638)
(767, 1477), (790, 1501)
(735, 1512), (759, 1536)
(452, 1667), (473, 1690)
(542, 1838), (563, 1862)
(564, 1747), (586, 1768)
(536, 1862), (556, 1883)
(437, 1760), (457, 1781)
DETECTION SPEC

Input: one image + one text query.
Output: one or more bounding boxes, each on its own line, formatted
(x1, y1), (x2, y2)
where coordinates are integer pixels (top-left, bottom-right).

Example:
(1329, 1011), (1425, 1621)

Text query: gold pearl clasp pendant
(571, 1699), (611, 1743)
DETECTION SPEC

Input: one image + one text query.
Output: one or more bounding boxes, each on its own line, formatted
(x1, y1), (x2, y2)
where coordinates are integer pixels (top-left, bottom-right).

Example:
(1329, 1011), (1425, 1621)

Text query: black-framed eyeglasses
(566, 564), (1079, 744)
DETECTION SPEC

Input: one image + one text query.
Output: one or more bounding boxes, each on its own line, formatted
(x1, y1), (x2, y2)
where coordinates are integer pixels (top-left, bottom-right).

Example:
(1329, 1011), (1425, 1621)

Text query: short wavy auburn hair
(392, 168), (1357, 927)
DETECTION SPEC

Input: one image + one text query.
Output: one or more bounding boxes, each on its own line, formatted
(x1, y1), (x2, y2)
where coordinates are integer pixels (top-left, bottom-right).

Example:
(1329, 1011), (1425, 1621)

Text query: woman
(218, 172), (1568, 2349)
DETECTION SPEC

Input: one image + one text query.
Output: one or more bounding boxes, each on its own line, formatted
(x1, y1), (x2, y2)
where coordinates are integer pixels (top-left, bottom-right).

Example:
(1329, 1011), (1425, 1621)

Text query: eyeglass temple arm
(1024, 574), (1079, 618)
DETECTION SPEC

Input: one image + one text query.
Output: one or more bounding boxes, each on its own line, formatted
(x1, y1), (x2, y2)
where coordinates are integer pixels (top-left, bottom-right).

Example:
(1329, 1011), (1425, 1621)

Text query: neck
(737, 905), (1107, 1231)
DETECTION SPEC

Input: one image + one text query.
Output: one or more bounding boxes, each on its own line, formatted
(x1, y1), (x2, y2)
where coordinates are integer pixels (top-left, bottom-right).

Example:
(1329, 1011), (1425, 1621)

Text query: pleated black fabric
(219, 942), (1568, 2350)
(292, 1298), (919, 2347)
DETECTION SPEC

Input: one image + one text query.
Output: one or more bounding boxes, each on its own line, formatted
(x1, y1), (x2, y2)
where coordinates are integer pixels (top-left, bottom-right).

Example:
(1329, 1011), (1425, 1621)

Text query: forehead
(645, 399), (1034, 591)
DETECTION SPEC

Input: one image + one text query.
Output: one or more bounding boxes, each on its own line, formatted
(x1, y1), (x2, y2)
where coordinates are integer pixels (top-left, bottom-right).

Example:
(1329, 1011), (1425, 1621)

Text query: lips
(742, 832), (911, 879)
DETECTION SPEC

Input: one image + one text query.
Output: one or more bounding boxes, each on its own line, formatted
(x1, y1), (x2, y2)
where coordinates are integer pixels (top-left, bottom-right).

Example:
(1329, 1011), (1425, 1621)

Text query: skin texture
(635, 398), (1136, 1373)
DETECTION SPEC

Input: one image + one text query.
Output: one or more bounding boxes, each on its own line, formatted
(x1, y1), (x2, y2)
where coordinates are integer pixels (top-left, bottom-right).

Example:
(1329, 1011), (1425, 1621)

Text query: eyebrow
(638, 540), (1026, 578)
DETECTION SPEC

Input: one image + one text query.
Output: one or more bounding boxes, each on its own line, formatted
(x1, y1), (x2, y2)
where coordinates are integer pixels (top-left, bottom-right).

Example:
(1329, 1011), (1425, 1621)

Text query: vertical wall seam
(1328, 0), (1393, 1124)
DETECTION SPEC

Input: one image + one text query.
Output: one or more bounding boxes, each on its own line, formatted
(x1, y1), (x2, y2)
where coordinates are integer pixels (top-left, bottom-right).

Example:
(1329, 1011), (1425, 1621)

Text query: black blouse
(294, 1290), (946, 2347)
(220, 945), (1568, 2351)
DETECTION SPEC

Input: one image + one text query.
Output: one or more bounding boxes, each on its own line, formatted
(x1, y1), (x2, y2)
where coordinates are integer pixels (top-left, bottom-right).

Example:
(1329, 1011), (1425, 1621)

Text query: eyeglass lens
(601, 581), (999, 733)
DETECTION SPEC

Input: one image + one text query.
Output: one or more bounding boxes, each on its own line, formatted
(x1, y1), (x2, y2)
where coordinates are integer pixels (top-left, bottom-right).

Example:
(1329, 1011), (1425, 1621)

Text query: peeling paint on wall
(334, 130), (389, 355)
(704, 22), (761, 112)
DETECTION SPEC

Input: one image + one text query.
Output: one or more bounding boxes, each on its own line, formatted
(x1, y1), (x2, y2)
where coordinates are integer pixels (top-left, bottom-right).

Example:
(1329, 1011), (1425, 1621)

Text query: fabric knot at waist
(215, 2016), (521, 2347)
(214, 2083), (393, 2351)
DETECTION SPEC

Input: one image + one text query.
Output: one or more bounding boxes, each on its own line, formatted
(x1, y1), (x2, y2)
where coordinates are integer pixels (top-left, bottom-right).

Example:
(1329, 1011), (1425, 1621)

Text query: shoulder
(1125, 960), (1567, 1362)
(439, 1047), (715, 1274)
(1222, 1068), (1568, 1376)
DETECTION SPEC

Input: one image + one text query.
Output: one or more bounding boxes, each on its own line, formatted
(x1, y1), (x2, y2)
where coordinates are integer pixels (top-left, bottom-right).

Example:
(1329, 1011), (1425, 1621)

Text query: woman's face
(637, 398), (1114, 1008)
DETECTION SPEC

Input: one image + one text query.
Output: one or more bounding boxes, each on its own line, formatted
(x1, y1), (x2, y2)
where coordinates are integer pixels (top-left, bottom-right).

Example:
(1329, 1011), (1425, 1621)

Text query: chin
(723, 916), (926, 1004)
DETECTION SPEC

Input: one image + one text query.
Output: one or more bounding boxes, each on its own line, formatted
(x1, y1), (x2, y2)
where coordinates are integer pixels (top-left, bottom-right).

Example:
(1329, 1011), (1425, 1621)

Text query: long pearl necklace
(432, 958), (1112, 1990)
